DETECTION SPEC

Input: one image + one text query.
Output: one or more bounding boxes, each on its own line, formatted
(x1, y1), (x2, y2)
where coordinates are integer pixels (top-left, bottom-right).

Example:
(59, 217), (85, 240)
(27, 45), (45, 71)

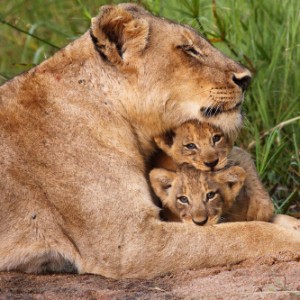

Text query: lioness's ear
(90, 5), (149, 65)
(149, 168), (176, 200)
(154, 130), (176, 154)
(215, 166), (246, 198)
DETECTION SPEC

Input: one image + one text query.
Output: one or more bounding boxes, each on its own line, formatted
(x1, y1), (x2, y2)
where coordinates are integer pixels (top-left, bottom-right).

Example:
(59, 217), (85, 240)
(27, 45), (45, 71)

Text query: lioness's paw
(293, 223), (300, 231)
(272, 214), (300, 231)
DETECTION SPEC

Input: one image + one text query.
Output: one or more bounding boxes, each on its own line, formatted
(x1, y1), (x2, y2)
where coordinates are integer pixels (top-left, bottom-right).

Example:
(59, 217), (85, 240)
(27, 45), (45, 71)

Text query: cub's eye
(177, 196), (189, 204)
(212, 135), (222, 143)
(206, 192), (216, 201)
(185, 143), (197, 150)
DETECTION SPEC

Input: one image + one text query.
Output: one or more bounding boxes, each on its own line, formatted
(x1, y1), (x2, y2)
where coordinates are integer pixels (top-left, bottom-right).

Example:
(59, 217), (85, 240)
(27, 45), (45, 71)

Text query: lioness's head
(149, 165), (246, 225)
(90, 4), (251, 142)
(154, 120), (232, 171)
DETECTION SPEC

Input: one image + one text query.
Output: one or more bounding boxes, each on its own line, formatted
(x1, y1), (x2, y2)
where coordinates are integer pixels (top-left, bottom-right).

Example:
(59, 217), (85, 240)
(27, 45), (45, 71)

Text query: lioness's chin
(176, 102), (242, 135)
(200, 110), (243, 137)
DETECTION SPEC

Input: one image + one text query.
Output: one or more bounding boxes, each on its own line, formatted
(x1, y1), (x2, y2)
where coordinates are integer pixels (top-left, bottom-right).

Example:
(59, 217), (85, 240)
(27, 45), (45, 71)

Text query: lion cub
(153, 120), (233, 172)
(151, 121), (274, 224)
(150, 164), (246, 225)
(150, 151), (274, 225)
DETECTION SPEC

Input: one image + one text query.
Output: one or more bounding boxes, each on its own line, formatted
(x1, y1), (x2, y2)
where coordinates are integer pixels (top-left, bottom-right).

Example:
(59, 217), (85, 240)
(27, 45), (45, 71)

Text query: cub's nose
(232, 70), (252, 91)
(192, 216), (208, 226)
(204, 159), (219, 168)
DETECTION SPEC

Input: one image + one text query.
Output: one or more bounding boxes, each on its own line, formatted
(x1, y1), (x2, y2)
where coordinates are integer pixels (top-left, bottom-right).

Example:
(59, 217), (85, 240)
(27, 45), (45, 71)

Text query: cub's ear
(215, 166), (246, 198)
(90, 5), (149, 65)
(149, 168), (177, 201)
(154, 130), (176, 154)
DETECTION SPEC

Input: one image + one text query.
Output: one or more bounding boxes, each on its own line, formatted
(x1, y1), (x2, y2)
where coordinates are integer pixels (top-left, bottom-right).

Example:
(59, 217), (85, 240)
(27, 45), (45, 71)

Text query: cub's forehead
(188, 172), (222, 195)
(179, 165), (200, 181)
(206, 176), (222, 190)
(197, 122), (223, 136)
(179, 166), (207, 189)
(177, 167), (223, 195)
(175, 121), (223, 139)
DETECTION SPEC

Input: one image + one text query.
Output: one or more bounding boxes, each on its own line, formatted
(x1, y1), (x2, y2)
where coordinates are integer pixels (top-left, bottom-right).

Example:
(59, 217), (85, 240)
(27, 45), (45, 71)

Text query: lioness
(1, 3), (300, 279)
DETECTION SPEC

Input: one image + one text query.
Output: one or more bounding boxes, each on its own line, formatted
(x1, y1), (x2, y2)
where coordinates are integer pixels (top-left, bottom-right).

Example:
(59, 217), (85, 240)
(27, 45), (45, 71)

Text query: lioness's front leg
(112, 220), (300, 279)
(81, 206), (300, 279)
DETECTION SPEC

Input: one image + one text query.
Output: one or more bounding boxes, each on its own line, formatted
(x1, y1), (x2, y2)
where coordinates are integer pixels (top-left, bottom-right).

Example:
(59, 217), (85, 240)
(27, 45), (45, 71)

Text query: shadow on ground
(1, 253), (300, 300)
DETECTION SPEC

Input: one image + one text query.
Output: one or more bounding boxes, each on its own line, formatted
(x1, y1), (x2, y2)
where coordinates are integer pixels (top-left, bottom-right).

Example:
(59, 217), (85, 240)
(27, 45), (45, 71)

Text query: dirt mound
(1, 253), (300, 299)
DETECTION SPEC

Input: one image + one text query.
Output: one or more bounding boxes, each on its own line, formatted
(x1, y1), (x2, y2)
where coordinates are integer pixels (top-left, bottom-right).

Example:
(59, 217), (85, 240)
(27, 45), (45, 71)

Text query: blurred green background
(0, 0), (299, 214)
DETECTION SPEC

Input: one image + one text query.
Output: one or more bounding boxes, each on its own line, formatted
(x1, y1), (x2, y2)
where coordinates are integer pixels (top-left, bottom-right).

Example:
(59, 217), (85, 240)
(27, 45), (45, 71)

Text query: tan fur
(272, 214), (300, 231)
(0, 3), (300, 279)
(149, 165), (246, 225)
(154, 121), (274, 223)
(223, 147), (275, 222)
(152, 120), (274, 222)
(150, 152), (273, 225)
(153, 120), (232, 171)
(150, 163), (300, 228)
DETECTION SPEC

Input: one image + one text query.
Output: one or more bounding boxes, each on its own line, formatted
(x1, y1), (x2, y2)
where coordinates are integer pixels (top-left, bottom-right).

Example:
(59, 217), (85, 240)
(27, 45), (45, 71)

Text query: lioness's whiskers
(188, 88), (214, 97)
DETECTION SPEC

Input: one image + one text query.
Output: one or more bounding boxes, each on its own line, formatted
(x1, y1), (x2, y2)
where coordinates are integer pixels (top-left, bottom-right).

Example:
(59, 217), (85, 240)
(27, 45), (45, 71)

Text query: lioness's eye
(177, 196), (189, 204)
(212, 135), (222, 143)
(185, 143), (197, 150)
(180, 45), (202, 57)
(206, 192), (216, 201)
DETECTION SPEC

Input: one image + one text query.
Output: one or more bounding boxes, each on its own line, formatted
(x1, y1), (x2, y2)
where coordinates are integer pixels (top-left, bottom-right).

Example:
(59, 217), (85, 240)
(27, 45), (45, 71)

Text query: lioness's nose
(204, 159), (219, 168)
(232, 70), (252, 91)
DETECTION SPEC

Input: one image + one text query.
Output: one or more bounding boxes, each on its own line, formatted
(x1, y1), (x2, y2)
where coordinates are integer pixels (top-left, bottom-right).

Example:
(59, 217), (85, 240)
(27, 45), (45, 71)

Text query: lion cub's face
(154, 121), (232, 171)
(150, 165), (245, 225)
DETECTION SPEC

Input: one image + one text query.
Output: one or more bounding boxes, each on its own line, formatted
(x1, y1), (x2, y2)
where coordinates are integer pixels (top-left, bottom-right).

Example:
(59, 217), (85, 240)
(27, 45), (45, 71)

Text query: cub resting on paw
(150, 164), (246, 225)
(151, 121), (296, 228)
(150, 163), (299, 229)
(152, 120), (274, 222)
(1, 3), (300, 279)
(150, 153), (274, 225)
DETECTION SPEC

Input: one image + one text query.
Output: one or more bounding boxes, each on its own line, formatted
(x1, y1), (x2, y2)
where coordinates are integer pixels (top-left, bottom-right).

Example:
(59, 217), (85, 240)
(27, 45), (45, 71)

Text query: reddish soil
(1, 253), (300, 300)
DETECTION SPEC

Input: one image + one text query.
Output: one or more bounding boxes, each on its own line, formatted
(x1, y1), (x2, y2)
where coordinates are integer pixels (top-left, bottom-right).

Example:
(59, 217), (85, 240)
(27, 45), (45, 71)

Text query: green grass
(0, 0), (299, 214)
